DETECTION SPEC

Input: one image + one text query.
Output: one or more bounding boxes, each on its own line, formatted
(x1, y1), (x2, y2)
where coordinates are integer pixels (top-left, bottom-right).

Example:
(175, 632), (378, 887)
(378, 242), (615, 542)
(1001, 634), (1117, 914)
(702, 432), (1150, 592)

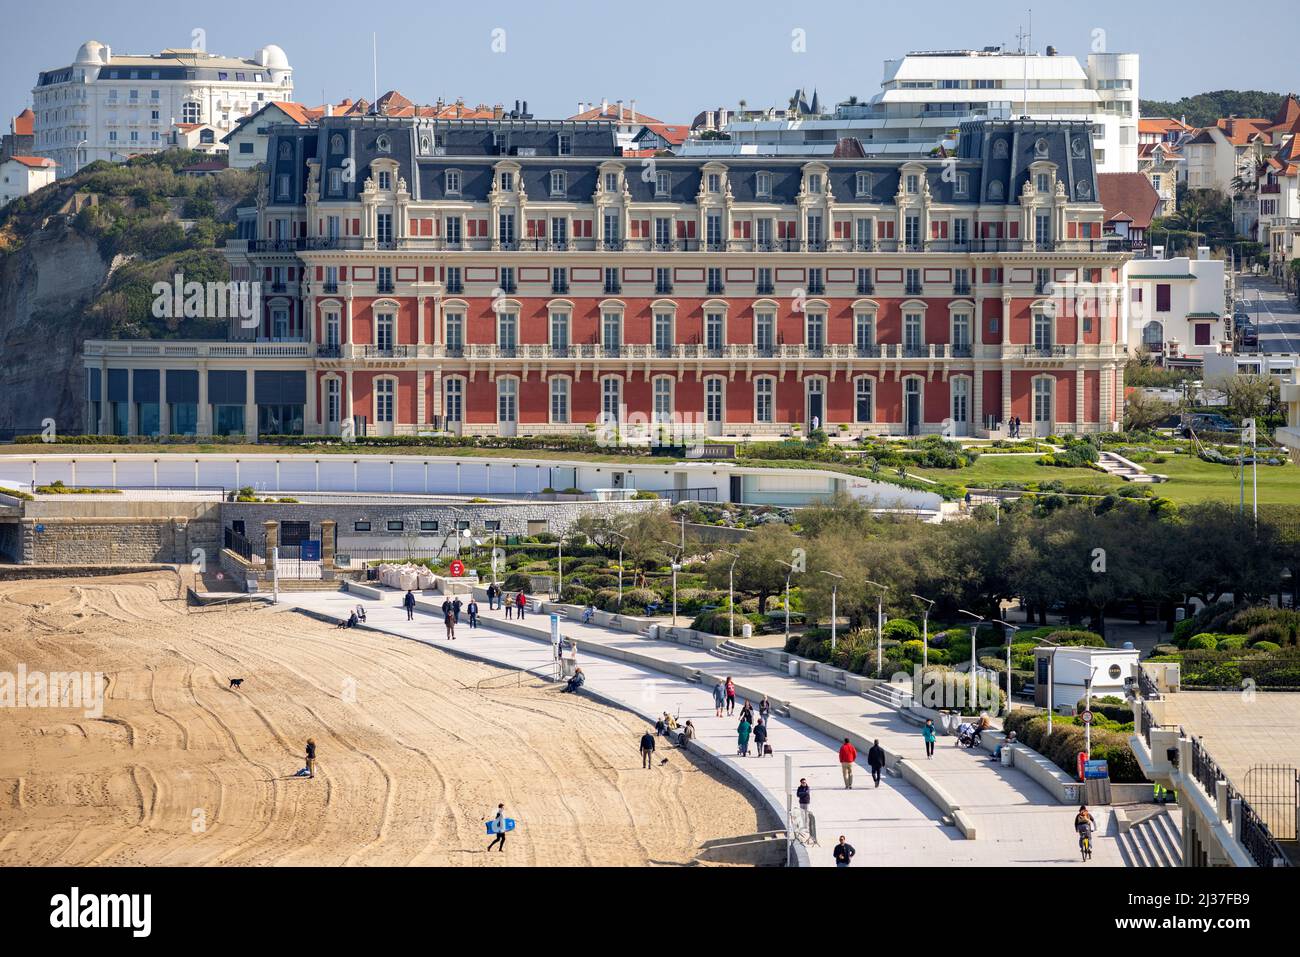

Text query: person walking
(796, 778), (811, 829)
(759, 695), (771, 723)
(838, 737), (857, 789)
(305, 738), (317, 779)
(740, 699), (754, 726)
(403, 589), (416, 621)
(922, 719), (937, 759)
(516, 591), (527, 620)
(833, 836), (856, 867)
(712, 680), (725, 718)
(752, 718), (768, 757)
(487, 803), (508, 852)
(736, 716), (752, 757)
(867, 739), (886, 787)
(467, 598), (479, 628)
(724, 676), (736, 716)
(441, 597), (452, 622)
(444, 608), (456, 640)
(452, 596), (463, 624)
(487, 583), (498, 610)
(640, 730), (656, 769)
(505, 592), (514, 620)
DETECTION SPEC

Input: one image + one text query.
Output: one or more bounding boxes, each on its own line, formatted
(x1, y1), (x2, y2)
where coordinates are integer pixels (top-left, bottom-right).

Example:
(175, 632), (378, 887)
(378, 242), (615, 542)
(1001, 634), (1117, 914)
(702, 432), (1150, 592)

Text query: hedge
(1003, 710), (1144, 783)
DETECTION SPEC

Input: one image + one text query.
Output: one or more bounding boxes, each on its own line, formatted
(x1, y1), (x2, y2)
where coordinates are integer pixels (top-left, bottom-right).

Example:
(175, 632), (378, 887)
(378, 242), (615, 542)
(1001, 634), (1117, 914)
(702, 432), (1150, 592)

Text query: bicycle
(1078, 827), (1093, 862)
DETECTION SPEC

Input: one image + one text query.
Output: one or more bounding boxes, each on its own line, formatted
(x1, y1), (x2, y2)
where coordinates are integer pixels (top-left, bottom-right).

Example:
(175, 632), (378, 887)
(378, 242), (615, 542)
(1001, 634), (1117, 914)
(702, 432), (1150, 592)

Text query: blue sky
(5, 0), (1297, 122)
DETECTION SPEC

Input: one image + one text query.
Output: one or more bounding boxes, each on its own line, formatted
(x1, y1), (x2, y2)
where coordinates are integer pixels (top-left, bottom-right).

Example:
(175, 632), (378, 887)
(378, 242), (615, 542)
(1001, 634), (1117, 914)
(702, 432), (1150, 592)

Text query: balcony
(856, 282), (875, 295)
(855, 344), (880, 358)
(322, 282), (339, 294)
(603, 282), (622, 295)
(376, 282), (395, 294)
(1261, 183), (1281, 195)
(655, 283), (674, 295)
(756, 283), (775, 295)
(445, 281), (464, 294)
(551, 282), (570, 295)
(953, 283), (972, 296)
(807, 282), (826, 295)
(706, 282), (725, 295)
(905, 283), (923, 296)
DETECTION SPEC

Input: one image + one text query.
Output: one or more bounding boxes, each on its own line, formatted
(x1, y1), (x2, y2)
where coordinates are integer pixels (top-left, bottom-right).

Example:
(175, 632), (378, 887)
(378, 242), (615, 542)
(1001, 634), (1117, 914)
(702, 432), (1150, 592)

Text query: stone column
(98, 358), (110, 435)
(973, 367), (985, 435)
(1075, 368), (1086, 433)
(320, 519), (336, 568)
(158, 369), (170, 437)
(305, 368), (317, 434)
(197, 363), (211, 437)
(245, 371), (258, 443)
(262, 520), (278, 571)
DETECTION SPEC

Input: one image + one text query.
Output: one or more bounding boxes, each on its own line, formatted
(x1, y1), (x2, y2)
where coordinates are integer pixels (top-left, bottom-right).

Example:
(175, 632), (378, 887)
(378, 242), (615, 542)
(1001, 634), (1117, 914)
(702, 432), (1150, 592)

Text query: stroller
(955, 721), (982, 749)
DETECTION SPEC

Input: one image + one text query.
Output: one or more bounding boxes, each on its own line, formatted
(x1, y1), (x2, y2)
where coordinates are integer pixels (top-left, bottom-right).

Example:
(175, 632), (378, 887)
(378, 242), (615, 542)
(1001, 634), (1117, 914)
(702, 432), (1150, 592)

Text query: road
(1239, 275), (1300, 354)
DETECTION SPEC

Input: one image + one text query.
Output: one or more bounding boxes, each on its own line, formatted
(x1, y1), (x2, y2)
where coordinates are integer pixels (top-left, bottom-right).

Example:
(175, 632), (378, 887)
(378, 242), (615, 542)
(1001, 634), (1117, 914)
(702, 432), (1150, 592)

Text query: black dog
(229, 678), (245, 689)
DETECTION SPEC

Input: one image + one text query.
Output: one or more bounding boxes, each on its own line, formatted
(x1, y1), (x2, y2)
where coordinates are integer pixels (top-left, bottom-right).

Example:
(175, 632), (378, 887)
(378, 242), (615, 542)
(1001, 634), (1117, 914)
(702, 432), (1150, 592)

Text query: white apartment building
(33, 40), (293, 177)
(1124, 254), (1228, 359)
(687, 47), (1139, 173)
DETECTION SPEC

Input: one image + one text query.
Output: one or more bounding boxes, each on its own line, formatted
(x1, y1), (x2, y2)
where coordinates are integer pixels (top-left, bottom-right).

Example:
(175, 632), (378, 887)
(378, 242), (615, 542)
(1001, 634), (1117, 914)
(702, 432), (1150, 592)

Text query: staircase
(712, 640), (769, 665)
(1097, 451), (1161, 484)
(1120, 807), (1183, 866)
(864, 683), (908, 710)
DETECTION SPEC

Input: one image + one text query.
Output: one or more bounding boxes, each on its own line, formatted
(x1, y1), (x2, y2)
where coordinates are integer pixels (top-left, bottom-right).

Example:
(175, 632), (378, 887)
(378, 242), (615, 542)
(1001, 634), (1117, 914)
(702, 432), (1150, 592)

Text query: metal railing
(1190, 736), (1291, 867)
(224, 527), (254, 562)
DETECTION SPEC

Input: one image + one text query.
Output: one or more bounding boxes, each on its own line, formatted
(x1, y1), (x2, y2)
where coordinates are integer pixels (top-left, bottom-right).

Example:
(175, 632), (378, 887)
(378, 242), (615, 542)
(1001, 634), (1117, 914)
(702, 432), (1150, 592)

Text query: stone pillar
(159, 369), (170, 437)
(305, 367), (317, 434)
(98, 358), (110, 435)
(172, 517), (189, 566)
(1075, 368), (1086, 433)
(973, 366), (985, 435)
(245, 371), (259, 443)
(262, 520), (278, 570)
(320, 519), (336, 570)
(197, 363), (211, 437)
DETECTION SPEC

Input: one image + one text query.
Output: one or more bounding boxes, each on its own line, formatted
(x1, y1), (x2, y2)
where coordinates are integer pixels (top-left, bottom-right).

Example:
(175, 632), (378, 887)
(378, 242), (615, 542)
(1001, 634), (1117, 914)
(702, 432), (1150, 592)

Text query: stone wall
(17, 516), (221, 565)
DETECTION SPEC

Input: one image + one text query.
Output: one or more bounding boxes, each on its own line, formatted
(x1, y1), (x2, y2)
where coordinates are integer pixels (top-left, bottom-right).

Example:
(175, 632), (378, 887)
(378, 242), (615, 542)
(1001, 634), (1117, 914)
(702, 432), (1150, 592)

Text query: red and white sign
(449, 560), (465, 577)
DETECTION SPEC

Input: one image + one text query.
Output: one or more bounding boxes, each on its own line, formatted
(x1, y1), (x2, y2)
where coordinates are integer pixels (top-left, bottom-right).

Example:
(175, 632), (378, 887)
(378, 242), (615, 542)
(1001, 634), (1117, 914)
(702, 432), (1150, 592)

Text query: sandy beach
(0, 573), (771, 866)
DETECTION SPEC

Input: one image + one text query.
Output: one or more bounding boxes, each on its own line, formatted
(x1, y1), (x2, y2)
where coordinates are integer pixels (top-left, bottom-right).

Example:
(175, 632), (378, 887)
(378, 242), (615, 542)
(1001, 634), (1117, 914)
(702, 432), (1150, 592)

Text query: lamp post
(993, 619), (1020, 714)
(613, 531), (629, 609)
(911, 594), (935, 670)
(777, 560), (797, 641)
(659, 540), (681, 626)
(555, 533), (564, 601)
(822, 571), (845, 652)
(721, 549), (741, 641)
(866, 579), (886, 676)
(959, 609), (984, 712)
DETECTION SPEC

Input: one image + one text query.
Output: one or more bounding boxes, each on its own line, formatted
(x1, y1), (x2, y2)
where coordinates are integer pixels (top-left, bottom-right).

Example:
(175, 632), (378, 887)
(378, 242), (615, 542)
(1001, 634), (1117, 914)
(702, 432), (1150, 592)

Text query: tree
(704, 523), (799, 614)
(1205, 373), (1278, 423)
(1124, 390), (1175, 432)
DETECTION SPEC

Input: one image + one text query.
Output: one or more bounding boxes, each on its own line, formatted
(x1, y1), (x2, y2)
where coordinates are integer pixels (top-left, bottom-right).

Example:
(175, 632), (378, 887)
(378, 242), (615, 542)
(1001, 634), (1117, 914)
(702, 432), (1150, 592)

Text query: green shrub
(502, 572), (533, 592)
(1186, 634), (1219, 651)
(1252, 641), (1282, 653)
(882, 619), (921, 643)
(1248, 622), (1294, 647)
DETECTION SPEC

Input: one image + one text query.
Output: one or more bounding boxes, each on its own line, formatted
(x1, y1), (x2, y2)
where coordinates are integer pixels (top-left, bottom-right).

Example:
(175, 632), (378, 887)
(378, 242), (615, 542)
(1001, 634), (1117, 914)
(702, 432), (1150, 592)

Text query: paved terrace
(277, 589), (1128, 866)
(1158, 692), (1300, 792)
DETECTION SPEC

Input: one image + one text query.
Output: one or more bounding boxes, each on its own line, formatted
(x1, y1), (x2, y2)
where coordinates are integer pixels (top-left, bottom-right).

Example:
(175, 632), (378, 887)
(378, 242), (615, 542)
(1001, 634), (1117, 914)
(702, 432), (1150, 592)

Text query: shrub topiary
(1186, 633), (1219, 651)
(1252, 640), (1283, 653)
(561, 585), (593, 606)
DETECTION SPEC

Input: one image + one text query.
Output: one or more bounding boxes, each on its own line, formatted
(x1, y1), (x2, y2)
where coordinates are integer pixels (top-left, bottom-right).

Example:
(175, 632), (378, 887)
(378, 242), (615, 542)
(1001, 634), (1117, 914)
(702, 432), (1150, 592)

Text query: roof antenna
(1015, 11), (1032, 118)
(372, 33), (378, 109)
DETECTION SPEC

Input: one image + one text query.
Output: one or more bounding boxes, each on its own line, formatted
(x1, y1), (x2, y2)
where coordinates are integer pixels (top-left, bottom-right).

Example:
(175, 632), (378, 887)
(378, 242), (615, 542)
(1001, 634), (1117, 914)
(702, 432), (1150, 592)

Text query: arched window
(904, 312), (924, 354)
(601, 377), (622, 423)
(549, 377), (570, 424)
(951, 312), (972, 354)
(444, 377), (464, 422)
(855, 311), (876, 355)
(497, 378), (518, 423)
(324, 310), (340, 348)
(375, 313), (395, 352)
(654, 311), (674, 355)
(330, 134), (345, 155)
(374, 377), (395, 423)
(325, 377), (340, 424)
(1142, 321), (1164, 350)
(1033, 309), (1054, 351)
(653, 377), (673, 420)
(755, 377), (775, 423)
(855, 378), (874, 423)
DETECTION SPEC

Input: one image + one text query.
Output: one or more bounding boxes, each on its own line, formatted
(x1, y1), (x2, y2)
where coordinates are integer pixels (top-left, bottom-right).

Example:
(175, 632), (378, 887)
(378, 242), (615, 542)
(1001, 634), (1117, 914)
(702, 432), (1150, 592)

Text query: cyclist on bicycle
(1074, 804), (1095, 857)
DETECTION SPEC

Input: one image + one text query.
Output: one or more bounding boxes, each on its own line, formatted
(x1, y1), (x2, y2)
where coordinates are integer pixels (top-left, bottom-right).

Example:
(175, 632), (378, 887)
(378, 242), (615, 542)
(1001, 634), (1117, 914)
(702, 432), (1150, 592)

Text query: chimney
(494, 103), (504, 120)
(602, 97), (609, 115)
(325, 103), (332, 117)
(631, 99), (637, 123)
(578, 100), (584, 116)
(618, 99), (624, 121)
(522, 101), (528, 117)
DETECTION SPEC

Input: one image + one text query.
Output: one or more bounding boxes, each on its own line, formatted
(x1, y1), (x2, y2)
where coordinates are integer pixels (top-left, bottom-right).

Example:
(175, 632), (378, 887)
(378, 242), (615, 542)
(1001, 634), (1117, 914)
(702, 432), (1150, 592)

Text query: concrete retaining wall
(16, 515), (220, 565)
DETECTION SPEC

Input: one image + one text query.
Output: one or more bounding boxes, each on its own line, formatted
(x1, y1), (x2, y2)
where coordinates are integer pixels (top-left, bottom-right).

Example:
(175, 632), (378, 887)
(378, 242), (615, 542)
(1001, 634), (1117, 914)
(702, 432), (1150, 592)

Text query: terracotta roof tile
(1097, 172), (1161, 230)
(12, 108), (34, 137)
(8, 155), (56, 169)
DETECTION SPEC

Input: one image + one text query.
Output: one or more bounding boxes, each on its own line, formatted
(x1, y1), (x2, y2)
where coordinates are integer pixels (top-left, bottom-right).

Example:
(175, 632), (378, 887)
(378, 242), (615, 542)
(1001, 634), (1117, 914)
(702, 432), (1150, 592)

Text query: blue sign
(1083, 759), (1110, 780)
(301, 540), (321, 562)
(34, 524), (45, 534)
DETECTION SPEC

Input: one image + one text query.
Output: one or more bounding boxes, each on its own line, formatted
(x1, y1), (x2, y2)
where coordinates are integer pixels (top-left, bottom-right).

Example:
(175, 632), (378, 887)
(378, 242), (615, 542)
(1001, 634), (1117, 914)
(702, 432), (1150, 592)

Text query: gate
(1243, 765), (1299, 842)
(275, 544), (323, 580)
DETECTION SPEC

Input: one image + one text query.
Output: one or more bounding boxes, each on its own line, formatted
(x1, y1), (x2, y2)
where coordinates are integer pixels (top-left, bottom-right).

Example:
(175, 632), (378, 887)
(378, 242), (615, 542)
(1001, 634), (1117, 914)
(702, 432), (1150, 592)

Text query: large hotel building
(83, 115), (1129, 440)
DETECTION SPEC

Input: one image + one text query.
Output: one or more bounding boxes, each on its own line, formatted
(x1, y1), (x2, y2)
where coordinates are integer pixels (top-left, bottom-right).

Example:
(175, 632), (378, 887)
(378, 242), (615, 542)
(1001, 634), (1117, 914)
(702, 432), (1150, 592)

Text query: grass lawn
(913, 452), (1300, 505)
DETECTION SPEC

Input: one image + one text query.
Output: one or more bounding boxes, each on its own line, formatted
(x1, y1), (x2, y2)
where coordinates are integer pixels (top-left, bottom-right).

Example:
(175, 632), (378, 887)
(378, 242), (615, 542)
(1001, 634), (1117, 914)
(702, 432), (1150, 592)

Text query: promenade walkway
(277, 588), (1127, 866)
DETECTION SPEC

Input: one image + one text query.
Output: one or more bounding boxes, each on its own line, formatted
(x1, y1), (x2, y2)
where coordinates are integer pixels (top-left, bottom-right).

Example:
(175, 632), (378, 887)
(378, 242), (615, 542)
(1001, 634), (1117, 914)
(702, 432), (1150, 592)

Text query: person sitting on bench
(582, 604), (595, 624)
(562, 668), (585, 693)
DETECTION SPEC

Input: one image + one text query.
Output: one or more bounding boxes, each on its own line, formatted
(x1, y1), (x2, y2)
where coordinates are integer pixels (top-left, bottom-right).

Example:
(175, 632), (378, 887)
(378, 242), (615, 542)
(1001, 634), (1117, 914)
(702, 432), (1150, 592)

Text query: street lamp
(993, 619), (1020, 714)
(721, 549), (741, 641)
(658, 540), (682, 625)
(777, 560), (798, 641)
(555, 532), (566, 601)
(911, 594), (935, 670)
(612, 530), (629, 609)
(959, 609), (984, 712)
(822, 570), (845, 651)
(866, 579), (887, 676)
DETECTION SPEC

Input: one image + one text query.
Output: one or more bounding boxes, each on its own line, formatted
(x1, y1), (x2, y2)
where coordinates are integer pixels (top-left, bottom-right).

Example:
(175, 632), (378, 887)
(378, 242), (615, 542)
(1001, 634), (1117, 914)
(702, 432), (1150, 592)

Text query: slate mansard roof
(261, 115), (1100, 209)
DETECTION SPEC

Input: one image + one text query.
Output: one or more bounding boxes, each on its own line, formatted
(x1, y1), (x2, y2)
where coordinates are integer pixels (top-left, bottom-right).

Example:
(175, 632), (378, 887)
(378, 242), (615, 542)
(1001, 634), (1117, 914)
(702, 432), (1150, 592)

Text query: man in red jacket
(838, 737), (857, 789)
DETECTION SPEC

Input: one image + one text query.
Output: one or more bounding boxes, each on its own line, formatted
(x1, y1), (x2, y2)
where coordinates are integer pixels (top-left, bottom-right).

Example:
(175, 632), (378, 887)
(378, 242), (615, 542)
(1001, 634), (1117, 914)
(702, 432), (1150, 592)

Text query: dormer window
(955, 172), (969, 197)
(550, 170), (567, 196)
(500, 171), (514, 191)
(906, 173), (920, 195)
(604, 171), (619, 192)
(328, 168), (343, 194)
(377, 170), (392, 191)
(855, 171), (871, 196)
(557, 133), (572, 156)
(419, 135), (431, 153)
(330, 133), (345, 155)
(1036, 172), (1051, 193)
(707, 172), (722, 193)
(445, 169), (461, 196)
(278, 141), (292, 160)
(807, 173), (823, 194)
(376, 134), (391, 153)
(756, 171), (771, 198)
(655, 170), (671, 197)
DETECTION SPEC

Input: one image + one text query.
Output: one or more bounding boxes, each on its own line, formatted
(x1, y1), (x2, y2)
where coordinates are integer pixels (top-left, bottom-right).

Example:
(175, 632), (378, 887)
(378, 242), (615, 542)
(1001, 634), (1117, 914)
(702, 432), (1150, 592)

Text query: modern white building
(0, 155), (57, 206)
(32, 40), (293, 177)
(1124, 254), (1228, 359)
(687, 47), (1139, 173)
(1032, 645), (1139, 713)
